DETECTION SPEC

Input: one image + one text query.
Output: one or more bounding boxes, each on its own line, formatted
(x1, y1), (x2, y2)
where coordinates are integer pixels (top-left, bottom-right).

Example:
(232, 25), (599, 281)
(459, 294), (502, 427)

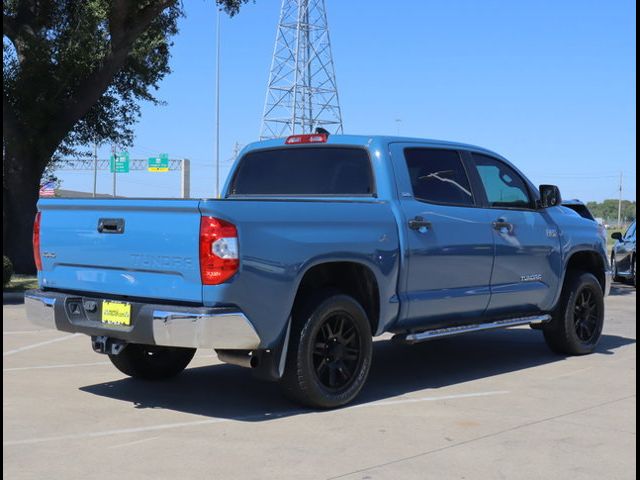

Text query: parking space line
(107, 436), (160, 449)
(3, 334), (81, 357)
(2, 353), (220, 371)
(3, 330), (48, 335)
(349, 390), (510, 409)
(4, 361), (111, 372)
(4, 418), (234, 446)
(326, 394), (637, 479)
(3, 390), (510, 447)
(547, 367), (593, 380)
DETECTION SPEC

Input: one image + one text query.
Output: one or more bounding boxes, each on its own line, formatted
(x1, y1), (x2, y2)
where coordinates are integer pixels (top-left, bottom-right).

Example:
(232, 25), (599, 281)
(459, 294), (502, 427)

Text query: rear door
(468, 152), (562, 315)
(389, 144), (495, 330)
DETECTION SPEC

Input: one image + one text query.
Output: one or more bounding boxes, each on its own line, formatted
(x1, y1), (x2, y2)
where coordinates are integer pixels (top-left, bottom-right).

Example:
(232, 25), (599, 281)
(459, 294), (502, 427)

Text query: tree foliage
(586, 200), (636, 223)
(3, 0), (250, 155)
(3, 0), (251, 272)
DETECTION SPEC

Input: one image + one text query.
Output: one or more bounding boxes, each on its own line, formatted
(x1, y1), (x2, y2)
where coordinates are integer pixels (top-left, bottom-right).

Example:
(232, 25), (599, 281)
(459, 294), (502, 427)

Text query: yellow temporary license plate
(101, 301), (131, 326)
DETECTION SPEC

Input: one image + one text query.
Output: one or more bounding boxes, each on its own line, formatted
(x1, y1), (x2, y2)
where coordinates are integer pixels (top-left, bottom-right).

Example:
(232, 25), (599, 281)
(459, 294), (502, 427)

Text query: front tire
(543, 271), (604, 355)
(280, 292), (373, 408)
(108, 344), (196, 380)
(612, 253), (624, 282)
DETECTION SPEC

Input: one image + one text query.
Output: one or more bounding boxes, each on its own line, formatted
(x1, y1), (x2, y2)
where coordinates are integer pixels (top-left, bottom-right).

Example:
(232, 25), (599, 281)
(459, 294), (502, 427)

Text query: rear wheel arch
(290, 261), (381, 335)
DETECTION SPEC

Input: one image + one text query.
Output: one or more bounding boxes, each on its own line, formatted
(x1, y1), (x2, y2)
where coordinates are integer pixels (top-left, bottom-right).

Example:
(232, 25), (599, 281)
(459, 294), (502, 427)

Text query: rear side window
(472, 153), (532, 209)
(404, 148), (475, 206)
(229, 147), (374, 196)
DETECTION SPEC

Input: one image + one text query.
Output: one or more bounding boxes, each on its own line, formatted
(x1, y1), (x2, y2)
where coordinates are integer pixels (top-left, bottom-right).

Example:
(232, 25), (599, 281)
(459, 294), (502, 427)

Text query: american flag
(39, 180), (56, 197)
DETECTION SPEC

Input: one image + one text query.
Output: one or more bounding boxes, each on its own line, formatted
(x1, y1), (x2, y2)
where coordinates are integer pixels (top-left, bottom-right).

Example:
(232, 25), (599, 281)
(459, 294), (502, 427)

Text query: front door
(614, 221), (636, 275)
(469, 152), (562, 315)
(390, 144), (495, 330)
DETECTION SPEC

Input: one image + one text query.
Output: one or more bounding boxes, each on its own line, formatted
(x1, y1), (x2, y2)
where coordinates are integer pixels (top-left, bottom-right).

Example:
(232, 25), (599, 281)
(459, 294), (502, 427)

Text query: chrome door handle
(408, 216), (432, 232)
(492, 220), (513, 234)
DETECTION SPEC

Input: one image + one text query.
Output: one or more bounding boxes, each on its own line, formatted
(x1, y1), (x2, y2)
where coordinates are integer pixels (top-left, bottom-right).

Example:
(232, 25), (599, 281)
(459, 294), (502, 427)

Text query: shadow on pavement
(2, 293), (25, 305)
(609, 283), (636, 296)
(80, 328), (635, 422)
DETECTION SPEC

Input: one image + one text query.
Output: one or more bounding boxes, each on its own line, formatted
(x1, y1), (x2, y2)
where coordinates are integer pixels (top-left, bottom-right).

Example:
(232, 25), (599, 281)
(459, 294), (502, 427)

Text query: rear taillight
(285, 133), (328, 144)
(33, 212), (42, 271)
(199, 216), (239, 285)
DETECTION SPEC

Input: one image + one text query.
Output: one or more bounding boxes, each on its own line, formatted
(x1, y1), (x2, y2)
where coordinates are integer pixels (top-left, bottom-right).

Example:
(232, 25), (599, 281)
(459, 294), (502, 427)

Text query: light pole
(617, 172), (623, 227)
(215, 8), (221, 198)
(111, 144), (117, 198)
(93, 140), (98, 197)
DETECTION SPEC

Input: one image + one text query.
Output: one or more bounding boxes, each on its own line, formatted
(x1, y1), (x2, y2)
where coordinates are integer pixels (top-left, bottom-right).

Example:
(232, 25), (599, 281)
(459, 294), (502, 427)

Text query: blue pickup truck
(26, 134), (612, 408)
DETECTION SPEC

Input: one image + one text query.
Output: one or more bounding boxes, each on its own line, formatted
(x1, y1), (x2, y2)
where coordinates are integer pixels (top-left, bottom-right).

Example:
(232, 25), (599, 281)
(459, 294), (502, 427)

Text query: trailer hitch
(91, 336), (127, 355)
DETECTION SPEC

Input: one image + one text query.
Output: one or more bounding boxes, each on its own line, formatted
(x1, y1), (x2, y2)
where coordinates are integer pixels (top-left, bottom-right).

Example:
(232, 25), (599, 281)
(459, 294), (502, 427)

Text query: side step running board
(393, 314), (552, 345)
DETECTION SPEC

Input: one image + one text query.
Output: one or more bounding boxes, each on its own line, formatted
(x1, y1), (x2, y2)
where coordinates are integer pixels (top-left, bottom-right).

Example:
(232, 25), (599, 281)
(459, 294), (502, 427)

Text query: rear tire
(280, 292), (372, 408)
(108, 344), (196, 380)
(543, 271), (604, 355)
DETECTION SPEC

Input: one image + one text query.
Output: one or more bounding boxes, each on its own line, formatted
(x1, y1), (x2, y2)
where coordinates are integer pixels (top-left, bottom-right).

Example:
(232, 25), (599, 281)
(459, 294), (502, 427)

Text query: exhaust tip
(216, 349), (259, 369)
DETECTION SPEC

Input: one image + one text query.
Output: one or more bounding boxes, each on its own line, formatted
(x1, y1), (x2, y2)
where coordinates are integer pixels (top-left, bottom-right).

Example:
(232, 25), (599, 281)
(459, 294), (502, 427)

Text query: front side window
(404, 148), (475, 206)
(472, 153), (532, 209)
(624, 222), (636, 240)
(230, 147), (374, 196)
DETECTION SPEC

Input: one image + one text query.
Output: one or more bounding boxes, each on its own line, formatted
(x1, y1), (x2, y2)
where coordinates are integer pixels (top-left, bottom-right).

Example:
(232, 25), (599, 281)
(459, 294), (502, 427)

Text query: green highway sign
(110, 151), (130, 173)
(148, 153), (169, 172)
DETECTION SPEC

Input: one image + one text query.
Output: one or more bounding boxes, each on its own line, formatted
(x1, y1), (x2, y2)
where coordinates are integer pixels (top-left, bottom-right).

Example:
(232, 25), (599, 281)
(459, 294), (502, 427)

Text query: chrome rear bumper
(152, 309), (260, 349)
(25, 293), (57, 329)
(24, 290), (260, 350)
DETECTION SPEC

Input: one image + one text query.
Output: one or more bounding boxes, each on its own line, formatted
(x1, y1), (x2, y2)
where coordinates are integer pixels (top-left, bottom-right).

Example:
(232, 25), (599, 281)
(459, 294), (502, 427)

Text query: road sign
(110, 152), (130, 173)
(148, 153), (169, 172)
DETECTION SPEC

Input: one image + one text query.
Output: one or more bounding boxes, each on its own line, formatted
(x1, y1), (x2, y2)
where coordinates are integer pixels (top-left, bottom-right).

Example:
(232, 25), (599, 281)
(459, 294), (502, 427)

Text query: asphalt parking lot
(3, 285), (636, 480)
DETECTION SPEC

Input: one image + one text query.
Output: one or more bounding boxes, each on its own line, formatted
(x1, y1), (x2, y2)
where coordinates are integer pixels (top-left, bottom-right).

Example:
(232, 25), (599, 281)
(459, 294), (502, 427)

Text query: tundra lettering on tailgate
(130, 253), (194, 270)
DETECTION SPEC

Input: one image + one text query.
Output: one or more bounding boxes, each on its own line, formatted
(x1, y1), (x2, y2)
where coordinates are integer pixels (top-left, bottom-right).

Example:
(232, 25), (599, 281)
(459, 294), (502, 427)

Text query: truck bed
(37, 196), (401, 347)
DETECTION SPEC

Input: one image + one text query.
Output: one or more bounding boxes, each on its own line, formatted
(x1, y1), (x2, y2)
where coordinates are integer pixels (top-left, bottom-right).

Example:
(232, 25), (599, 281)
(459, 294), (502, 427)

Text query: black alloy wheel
(573, 288), (601, 342)
(543, 271), (604, 355)
(280, 292), (373, 408)
(312, 312), (362, 391)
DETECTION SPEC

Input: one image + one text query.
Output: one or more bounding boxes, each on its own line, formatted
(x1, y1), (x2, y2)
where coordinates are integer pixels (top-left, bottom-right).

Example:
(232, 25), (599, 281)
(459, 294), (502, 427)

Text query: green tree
(586, 200), (636, 223)
(3, 0), (250, 272)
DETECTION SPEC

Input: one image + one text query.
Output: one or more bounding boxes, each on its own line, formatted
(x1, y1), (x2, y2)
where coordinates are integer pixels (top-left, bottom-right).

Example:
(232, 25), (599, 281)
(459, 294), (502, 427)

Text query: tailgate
(37, 199), (203, 303)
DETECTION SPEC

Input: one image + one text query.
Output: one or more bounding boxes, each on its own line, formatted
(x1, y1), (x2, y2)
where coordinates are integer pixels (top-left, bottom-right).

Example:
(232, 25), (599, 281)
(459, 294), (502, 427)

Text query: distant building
(44, 189), (123, 198)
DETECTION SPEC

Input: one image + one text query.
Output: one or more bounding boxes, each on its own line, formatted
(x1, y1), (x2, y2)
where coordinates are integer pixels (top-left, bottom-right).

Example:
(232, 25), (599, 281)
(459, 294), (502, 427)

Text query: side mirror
(611, 232), (623, 241)
(539, 184), (562, 208)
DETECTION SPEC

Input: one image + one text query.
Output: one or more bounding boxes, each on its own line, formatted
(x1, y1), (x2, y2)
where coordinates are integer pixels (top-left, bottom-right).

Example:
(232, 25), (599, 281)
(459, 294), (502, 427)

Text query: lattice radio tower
(260, 0), (344, 139)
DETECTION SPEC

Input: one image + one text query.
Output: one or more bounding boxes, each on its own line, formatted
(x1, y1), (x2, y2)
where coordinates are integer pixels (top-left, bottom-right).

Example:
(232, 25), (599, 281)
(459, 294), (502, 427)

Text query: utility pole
(215, 8), (221, 198)
(181, 159), (191, 199)
(93, 141), (98, 197)
(232, 141), (241, 159)
(617, 172), (623, 227)
(111, 144), (117, 198)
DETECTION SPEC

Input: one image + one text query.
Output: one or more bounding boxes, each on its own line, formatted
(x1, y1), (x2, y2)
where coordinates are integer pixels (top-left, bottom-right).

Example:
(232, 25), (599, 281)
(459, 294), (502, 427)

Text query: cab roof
(244, 134), (508, 161)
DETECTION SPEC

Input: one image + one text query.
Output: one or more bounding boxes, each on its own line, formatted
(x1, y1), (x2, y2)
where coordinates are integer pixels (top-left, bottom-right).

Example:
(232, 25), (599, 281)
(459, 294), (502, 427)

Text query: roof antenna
(315, 127), (330, 136)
